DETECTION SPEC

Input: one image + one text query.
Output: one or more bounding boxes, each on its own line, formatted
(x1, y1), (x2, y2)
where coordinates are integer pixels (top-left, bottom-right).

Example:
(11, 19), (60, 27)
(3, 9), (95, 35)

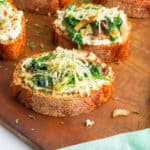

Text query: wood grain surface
(0, 12), (150, 150)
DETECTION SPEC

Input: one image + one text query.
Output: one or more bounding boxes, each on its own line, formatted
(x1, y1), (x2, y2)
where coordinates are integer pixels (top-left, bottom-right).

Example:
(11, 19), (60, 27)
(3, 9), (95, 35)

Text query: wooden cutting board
(0, 12), (150, 150)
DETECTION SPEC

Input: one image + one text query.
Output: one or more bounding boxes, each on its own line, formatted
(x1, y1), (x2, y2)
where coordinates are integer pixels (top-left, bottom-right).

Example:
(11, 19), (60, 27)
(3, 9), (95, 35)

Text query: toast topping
(54, 4), (129, 49)
(0, 1), (23, 42)
(19, 47), (113, 97)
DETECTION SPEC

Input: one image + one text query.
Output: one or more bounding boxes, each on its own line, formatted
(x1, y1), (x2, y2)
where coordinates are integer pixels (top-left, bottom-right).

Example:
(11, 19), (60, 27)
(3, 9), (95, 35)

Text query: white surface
(0, 125), (32, 150)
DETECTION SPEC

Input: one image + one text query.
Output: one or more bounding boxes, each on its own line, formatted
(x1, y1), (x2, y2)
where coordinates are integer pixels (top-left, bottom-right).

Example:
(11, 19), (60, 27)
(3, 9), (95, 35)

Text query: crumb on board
(60, 121), (65, 125)
(112, 109), (130, 118)
(85, 119), (95, 127)
(15, 118), (19, 124)
(28, 114), (36, 120)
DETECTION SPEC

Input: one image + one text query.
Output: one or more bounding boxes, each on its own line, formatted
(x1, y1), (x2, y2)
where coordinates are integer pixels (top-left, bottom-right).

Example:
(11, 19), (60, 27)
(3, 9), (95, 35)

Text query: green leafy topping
(55, 75), (75, 92)
(26, 59), (48, 72)
(104, 16), (122, 41)
(37, 53), (56, 62)
(33, 75), (53, 87)
(64, 16), (79, 27)
(105, 16), (122, 32)
(90, 64), (110, 81)
(64, 17), (82, 50)
(68, 27), (82, 49)
(91, 20), (99, 30)
(114, 17), (123, 30)
(25, 53), (56, 70)
(110, 35), (118, 42)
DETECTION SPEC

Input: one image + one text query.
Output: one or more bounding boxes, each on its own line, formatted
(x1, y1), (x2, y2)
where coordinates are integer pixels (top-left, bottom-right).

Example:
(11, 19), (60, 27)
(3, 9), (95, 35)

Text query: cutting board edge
(0, 118), (40, 150)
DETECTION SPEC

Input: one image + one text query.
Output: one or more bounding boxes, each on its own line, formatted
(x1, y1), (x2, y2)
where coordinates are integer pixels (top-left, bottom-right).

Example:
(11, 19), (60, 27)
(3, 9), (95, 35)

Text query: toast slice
(0, 1), (26, 60)
(94, 0), (150, 18)
(13, 0), (75, 14)
(53, 4), (131, 63)
(11, 47), (114, 117)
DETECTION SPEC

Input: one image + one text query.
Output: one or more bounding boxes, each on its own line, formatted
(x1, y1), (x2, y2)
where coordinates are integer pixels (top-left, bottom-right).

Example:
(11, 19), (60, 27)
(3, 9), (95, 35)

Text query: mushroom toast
(12, 47), (114, 117)
(54, 3), (131, 62)
(0, 0), (26, 60)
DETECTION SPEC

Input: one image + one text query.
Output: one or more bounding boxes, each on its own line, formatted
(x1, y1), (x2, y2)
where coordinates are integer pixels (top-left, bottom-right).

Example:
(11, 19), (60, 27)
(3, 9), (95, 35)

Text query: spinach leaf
(90, 64), (110, 81)
(64, 16), (79, 27)
(91, 20), (99, 35)
(26, 59), (48, 72)
(105, 16), (123, 32)
(64, 17), (82, 50)
(90, 64), (101, 79)
(103, 16), (122, 41)
(110, 35), (118, 42)
(56, 75), (75, 92)
(114, 16), (123, 30)
(67, 75), (75, 85)
(38, 63), (48, 70)
(33, 75), (53, 87)
(37, 52), (56, 62)
(104, 17), (115, 33)
(72, 32), (82, 50)
(91, 20), (99, 30)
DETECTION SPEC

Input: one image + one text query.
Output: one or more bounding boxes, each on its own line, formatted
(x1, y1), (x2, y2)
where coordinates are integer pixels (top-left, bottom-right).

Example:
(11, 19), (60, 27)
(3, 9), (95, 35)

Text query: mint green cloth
(59, 129), (150, 150)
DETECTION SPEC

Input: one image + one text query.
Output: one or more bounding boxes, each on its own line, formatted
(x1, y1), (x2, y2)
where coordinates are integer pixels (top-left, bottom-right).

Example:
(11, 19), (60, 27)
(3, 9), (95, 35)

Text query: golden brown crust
(13, 0), (59, 14)
(11, 51), (114, 117)
(94, 0), (150, 18)
(53, 24), (131, 63)
(59, 0), (75, 8)
(13, 0), (75, 14)
(0, 16), (26, 60)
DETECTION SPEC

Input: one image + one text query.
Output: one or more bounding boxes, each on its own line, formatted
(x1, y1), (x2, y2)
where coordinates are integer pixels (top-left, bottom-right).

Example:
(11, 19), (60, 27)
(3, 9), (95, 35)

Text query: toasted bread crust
(0, 15), (26, 60)
(94, 0), (150, 18)
(59, 0), (75, 8)
(53, 24), (131, 63)
(11, 52), (114, 117)
(14, 0), (75, 14)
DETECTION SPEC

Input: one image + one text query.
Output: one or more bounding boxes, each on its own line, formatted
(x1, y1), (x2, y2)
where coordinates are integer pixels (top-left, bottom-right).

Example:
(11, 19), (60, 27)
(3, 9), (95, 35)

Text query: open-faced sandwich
(94, 0), (150, 18)
(53, 3), (131, 62)
(12, 47), (114, 117)
(14, 0), (75, 14)
(0, 0), (26, 60)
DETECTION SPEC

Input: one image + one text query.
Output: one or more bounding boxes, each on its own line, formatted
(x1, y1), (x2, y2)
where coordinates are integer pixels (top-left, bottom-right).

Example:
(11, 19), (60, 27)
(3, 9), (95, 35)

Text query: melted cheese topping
(0, 2), (23, 42)
(54, 4), (130, 45)
(19, 47), (113, 97)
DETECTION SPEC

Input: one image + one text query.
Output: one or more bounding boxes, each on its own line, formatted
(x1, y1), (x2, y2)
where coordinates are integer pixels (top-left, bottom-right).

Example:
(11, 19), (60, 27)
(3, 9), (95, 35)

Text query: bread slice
(0, 2), (26, 60)
(11, 47), (114, 117)
(53, 4), (131, 63)
(94, 0), (150, 18)
(13, 0), (75, 14)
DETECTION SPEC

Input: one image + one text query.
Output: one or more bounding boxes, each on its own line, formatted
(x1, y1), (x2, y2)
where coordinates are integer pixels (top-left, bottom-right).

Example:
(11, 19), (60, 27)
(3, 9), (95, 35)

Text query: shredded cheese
(0, 2), (23, 42)
(54, 4), (130, 45)
(19, 47), (112, 97)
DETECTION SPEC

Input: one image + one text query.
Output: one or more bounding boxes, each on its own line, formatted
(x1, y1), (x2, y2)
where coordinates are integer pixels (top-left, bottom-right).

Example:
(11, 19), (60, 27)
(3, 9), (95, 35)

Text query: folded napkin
(59, 128), (150, 150)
